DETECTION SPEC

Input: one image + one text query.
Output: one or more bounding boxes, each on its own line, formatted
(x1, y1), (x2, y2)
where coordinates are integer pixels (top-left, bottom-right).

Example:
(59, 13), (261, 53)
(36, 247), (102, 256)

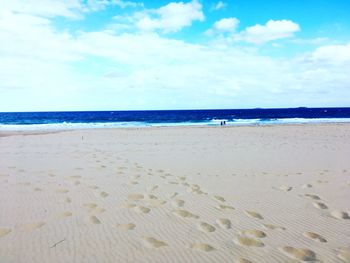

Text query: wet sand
(1, 124), (350, 262)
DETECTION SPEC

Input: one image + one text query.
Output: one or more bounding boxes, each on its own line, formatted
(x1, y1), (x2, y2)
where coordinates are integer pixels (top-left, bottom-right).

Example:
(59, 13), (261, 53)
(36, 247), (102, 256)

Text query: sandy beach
(1, 124), (350, 263)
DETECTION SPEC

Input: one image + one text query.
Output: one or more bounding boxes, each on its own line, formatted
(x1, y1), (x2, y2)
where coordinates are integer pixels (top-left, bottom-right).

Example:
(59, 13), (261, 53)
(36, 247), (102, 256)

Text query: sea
(1, 107), (350, 130)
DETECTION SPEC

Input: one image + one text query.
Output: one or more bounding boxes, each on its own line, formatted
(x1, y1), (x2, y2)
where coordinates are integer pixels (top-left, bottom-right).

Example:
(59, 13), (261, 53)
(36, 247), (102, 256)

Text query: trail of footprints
(116, 166), (349, 262)
(118, 167), (275, 256)
(280, 246), (316, 261)
(2, 163), (349, 262)
(303, 192), (350, 219)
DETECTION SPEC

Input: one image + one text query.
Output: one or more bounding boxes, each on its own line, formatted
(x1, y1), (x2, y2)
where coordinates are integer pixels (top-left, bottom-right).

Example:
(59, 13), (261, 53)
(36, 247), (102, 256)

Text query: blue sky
(1, 0), (350, 111)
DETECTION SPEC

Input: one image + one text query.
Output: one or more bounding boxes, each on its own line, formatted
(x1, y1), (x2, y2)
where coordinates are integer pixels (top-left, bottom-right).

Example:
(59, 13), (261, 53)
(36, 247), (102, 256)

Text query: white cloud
(237, 19), (300, 44)
(0, 0), (142, 19)
(0, 11), (80, 61)
(0, 7), (349, 111)
(291, 37), (329, 45)
(136, 0), (204, 33)
(85, 0), (143, 11)
(310, 43), (350, 64)
(212, 1), (226, 11)
(213, 17), (239, 32)
(206, 17), (239, 36)
(0, 0), (84, 18)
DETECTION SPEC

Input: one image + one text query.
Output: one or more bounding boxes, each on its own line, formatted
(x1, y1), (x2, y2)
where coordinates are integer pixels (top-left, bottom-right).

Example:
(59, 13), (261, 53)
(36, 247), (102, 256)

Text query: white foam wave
(0, 118), (350, 131)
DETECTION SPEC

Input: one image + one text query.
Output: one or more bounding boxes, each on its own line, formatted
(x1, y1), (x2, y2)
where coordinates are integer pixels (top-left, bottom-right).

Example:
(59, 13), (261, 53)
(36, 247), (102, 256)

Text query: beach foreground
(1, 124), (350, 263)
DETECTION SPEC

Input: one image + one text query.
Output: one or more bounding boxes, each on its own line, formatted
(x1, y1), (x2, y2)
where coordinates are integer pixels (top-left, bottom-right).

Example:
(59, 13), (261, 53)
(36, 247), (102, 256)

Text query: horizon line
(1, 106), (350, 114)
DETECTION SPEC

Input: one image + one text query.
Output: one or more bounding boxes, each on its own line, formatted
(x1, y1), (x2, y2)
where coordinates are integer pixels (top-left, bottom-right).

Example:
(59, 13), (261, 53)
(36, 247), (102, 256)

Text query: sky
(1, 0), (350, 111)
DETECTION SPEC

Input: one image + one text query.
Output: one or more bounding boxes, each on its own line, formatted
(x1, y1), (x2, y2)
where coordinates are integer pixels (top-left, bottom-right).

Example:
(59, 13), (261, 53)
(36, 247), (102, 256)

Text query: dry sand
(1, 124), (350, 262)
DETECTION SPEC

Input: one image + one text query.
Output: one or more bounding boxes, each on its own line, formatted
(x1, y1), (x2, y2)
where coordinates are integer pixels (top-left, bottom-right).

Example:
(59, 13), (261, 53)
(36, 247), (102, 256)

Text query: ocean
(1, 108), (350, 130)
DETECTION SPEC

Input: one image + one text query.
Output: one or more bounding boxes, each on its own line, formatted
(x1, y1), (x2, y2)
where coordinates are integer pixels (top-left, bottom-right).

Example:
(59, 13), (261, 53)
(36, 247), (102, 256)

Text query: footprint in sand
(60, 197), (72, 203)
(21, 222), (45, 231)
(303, 232), (327, 243)
(134, 206), (151, 214)
(74, 181), (80, 186)
(304, 194), (321, 200)
(317, 180), (328, 184)
(236, 258), (253, 263)
(169, 192), (178, 199)
(55, 211), (73, 219)
(245, 211), (263, 220)
(116, 223), (136, 230)
(188, 184), (201, 192)
(100, 191), (109, 198)
(147, 199), (166, 207)
(234, 235), (264, 247)
(173, 209), (199, 219)
(191, 243), (215, 252)
(89, 185), (99, 190)
(146, 194), (158, 200)
(128, 194), (144, 201)
(121, 203), (137, 209)
(56, 188), (69, 194)
(197, 222), (216, 233)
(194, 189), (206, 195)
(141, 237), (168, 248)
(330, 210), (350, 219)
(83, 203), (98, 209)
(91, 207), (106, 214)
(147, 185), (159, 192)
(280, 246), (316, 261)
(243, 229), (267, 238)
(213, 195), (226, 202)
(89, 215), (101, 224)
(34, 187), (42, 191)
(313, 202), (328, 209)
(0, 228), (11, 237)
(216, 218), (231, 229)
(263, 224), (286, 231)
(337, 247), (350, 262)
(172, 199), (185, 208)
(302, 184), (313, 189)
(83, 203), (97, 209)
(279, 185), (292, 192)
(216, 204), (235, 211)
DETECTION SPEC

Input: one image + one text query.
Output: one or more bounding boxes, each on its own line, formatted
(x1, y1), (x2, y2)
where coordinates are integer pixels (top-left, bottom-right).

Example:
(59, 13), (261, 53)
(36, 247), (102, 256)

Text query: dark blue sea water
(1, 108), (350, 130)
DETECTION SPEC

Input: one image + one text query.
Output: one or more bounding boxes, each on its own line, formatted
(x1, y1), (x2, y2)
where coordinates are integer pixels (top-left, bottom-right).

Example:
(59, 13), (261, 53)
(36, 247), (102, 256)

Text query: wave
(1, 118), (350, 130)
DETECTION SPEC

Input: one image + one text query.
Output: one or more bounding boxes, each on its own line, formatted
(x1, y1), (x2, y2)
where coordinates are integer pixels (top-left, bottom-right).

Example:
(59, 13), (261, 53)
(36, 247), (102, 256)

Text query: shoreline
(1, 121), (350, 137)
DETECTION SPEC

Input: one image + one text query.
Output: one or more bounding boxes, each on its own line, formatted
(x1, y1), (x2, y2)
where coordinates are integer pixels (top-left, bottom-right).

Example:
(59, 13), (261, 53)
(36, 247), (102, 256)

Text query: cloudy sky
(1, 0), (350, 111)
